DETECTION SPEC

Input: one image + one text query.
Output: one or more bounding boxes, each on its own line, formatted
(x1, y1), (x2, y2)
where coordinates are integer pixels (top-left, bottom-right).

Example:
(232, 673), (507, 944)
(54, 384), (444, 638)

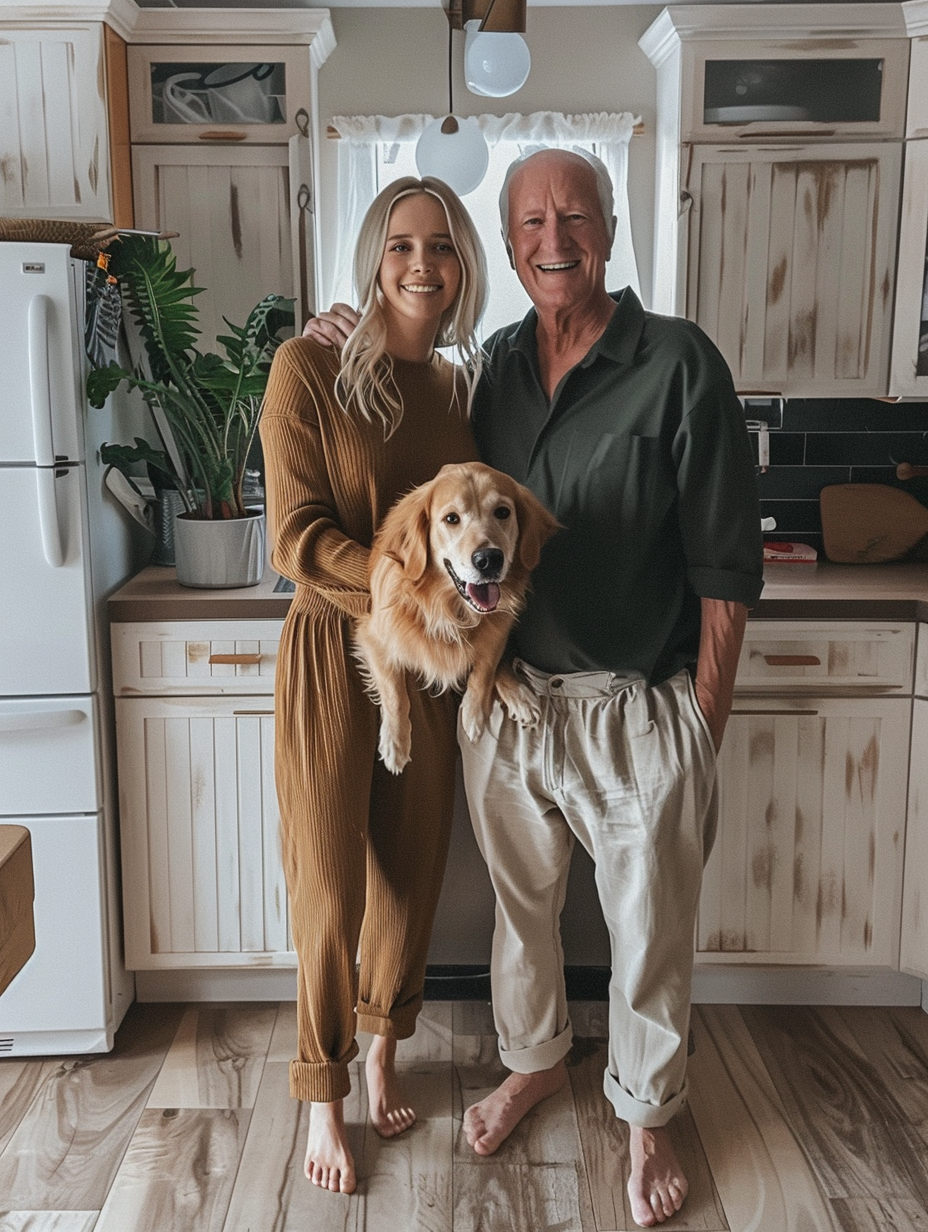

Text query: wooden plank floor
(1, 1000), (927, 1231)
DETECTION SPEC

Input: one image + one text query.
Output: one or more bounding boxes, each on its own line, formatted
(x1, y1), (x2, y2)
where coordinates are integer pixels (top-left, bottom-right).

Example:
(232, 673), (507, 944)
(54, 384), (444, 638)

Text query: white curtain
(327, 111), (640, 337)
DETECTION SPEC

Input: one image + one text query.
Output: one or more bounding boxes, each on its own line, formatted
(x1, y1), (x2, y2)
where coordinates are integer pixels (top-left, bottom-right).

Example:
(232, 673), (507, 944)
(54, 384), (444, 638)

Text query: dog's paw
(498, 680), (541, 728)
(379, 728), (411, 775)
(459, 693), (489, 744)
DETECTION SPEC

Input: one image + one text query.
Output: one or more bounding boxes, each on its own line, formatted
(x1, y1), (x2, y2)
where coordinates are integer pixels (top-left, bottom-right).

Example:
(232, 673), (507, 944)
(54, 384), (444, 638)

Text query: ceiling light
(464, 20), (530, 98)
(415, 114), (489, 196)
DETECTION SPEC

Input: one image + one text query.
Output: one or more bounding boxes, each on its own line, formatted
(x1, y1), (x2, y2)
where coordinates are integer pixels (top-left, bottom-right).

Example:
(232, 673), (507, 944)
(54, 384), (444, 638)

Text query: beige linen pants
(459, 661), (718, 1128)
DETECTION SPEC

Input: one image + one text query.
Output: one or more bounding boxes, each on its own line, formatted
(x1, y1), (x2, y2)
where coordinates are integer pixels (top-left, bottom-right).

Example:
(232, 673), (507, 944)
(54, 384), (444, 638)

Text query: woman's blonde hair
(337, 177), (487, 437)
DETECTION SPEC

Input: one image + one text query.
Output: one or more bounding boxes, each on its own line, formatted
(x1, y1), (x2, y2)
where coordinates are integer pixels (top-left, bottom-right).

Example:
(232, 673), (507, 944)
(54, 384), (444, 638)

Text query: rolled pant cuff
(356, 994), (422, 1041)
(499, 1022), (573, 1074)
(603, 1069), (688, 1127)
(289, 1057), (354, 1103)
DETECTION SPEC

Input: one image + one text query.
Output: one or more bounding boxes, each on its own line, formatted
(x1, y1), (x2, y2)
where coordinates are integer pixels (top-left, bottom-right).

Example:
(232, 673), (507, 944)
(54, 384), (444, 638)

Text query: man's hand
(694, 598), (748, 752)
(302, 303), (360, 348)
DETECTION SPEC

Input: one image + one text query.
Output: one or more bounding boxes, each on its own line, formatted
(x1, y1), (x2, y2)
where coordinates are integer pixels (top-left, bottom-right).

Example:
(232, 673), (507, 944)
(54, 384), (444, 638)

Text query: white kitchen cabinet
(131, 143), (299, 350)
(121, 9), (332, 342)
(699, 620), (914, 967)
(677, 37), (908, 145)
(888, 145), (928, 400)
(901, 623), (928, 981)
(640, 4), (907, 398)
(0, 24), (116, 220)
(686, 142), (900, 397)
(112, 619), (292, 970)
(127, 44), (311, 145)
(699, 696), (910, 966)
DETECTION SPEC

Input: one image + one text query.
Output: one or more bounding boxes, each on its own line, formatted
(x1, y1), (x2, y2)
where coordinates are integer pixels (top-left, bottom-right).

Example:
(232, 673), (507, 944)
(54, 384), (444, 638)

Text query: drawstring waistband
(513, 658), (644, 699)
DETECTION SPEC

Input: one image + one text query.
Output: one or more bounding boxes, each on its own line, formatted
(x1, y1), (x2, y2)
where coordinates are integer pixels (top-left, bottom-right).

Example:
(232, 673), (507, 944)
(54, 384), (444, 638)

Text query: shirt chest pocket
(554, 431), (669, 525)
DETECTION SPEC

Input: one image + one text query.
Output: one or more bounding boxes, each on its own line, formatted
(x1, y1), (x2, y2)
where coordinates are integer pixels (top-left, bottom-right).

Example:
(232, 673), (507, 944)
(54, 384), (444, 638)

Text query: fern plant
(87, 235), (293, 520)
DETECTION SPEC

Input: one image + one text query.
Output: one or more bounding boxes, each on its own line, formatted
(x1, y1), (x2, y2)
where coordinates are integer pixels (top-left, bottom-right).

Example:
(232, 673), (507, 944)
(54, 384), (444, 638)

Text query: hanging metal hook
(295, 107), (310, 138)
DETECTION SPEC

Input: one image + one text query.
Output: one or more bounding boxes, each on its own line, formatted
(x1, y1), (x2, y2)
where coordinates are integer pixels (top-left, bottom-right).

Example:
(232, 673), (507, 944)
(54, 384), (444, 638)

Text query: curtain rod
(326, 121), (645, 139)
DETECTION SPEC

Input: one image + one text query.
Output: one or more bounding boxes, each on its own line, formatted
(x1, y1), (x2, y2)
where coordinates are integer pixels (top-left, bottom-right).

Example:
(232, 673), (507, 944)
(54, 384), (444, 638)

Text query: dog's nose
(472, 548), (504, 576)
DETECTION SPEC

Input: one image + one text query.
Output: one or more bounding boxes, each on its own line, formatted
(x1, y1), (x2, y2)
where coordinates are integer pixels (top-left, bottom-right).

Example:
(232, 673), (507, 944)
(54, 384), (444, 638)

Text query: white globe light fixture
(464, 19), (530, 98)
(415, 114), (489, 197)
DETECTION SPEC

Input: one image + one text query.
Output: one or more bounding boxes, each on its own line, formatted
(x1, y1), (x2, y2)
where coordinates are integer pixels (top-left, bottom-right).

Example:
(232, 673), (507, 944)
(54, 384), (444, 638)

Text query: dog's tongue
(467, 581), (500, 612)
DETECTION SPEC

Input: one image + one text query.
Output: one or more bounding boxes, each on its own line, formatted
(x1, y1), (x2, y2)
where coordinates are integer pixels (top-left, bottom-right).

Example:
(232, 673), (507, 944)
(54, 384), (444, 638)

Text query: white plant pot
(174, 509), (265, 589)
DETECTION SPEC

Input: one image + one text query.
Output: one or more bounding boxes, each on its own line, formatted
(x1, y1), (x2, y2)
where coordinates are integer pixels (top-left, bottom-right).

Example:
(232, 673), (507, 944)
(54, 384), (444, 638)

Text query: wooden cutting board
(820, 484), (928, 563)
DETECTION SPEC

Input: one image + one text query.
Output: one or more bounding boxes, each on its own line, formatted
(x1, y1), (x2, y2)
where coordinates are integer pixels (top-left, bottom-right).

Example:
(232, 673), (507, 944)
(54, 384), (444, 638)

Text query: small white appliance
(0, 242), (145, 1054)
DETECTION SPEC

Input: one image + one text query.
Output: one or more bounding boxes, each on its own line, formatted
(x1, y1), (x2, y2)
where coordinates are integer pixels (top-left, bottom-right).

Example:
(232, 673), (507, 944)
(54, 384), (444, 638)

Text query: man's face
(506, 154), (613, 317)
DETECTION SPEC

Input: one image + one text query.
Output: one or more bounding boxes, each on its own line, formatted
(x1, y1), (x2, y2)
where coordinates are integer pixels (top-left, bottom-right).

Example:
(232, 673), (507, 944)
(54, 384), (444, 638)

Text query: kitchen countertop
(108, 561), (928, 623)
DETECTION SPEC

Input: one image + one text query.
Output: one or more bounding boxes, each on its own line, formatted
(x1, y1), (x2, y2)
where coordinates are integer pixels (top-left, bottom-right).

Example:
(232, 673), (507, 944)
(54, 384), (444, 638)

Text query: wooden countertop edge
(107, 564), (928, 624)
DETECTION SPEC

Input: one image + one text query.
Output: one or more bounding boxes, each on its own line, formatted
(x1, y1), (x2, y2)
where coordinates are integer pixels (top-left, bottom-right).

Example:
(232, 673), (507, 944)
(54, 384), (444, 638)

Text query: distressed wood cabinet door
(131, 143), (294, 349)
(686, 142), (901, 397)
(902, 626), (928, 980)
(889, 139), (928, 398)
(698, 697), (910, 966)
(115, 695), (292, 969)
(0, 25), (113, 219)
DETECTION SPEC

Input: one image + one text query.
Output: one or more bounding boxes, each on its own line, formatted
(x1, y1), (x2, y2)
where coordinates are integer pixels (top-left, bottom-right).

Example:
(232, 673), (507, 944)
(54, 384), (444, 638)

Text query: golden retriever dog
(354, 461), (560, 774)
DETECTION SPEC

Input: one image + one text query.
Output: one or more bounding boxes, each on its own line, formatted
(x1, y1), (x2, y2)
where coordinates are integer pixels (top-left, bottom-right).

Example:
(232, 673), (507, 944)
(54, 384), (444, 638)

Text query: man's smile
(536, 260), (581, 272)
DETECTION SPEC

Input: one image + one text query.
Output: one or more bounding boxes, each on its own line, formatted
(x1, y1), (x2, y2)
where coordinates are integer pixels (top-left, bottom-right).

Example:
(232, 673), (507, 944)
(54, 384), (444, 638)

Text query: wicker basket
(0, 218), (118, 260)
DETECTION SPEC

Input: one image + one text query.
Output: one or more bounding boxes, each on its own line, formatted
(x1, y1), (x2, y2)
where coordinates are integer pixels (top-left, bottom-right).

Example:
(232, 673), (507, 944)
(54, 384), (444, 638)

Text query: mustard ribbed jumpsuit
(260, 337), (478, 1103)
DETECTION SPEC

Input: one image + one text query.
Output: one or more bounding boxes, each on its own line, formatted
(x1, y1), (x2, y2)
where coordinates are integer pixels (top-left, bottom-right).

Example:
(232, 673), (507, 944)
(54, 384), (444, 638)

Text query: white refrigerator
(0, 242), (145, 1054)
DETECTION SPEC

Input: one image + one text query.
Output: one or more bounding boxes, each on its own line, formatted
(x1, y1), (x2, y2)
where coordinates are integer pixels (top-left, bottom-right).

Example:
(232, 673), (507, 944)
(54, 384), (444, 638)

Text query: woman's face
(377, 193), (462, 336)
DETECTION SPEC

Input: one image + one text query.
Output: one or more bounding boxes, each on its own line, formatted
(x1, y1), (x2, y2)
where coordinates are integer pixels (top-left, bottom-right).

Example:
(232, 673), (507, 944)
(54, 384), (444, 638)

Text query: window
(326, 112), (640, 342)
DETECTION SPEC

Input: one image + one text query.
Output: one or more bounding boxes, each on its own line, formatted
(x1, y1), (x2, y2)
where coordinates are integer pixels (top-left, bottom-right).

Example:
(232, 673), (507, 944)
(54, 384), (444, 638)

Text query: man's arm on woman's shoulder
(302, 303), (360, 347)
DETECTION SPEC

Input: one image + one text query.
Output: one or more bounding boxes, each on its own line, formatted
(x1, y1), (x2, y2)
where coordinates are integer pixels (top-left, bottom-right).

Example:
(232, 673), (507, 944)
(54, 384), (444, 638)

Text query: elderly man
(306, 148), (763, 1227)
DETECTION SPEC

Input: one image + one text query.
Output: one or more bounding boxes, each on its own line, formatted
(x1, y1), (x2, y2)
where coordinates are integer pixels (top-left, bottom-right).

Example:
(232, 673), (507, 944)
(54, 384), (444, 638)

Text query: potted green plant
(87, 235), (293, 587)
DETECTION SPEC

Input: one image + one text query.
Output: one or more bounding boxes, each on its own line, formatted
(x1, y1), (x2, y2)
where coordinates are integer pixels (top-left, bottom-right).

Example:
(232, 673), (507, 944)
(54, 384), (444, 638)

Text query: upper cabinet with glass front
(640, 5), (909, 398)
(642, 5), (910, 145)
(680, 39), (909, 143)
(128, 46), (311, 144)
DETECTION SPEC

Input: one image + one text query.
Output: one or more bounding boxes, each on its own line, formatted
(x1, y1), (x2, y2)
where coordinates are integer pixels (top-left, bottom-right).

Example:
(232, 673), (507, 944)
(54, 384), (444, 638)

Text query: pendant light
(415, 17), (489, 195)
(464, 18), (530, 98)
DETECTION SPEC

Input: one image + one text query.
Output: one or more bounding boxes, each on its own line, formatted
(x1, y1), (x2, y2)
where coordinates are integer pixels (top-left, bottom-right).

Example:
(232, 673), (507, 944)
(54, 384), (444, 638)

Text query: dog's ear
(376, 483), (433, 582)
(514, 486), (561, 572)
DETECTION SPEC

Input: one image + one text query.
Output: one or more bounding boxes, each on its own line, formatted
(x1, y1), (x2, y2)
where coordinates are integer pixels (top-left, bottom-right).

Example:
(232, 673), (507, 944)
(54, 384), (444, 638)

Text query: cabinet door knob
(208, 653), (262, 665)
(763, 654), (821, 667)
(198, 131), (247, 141)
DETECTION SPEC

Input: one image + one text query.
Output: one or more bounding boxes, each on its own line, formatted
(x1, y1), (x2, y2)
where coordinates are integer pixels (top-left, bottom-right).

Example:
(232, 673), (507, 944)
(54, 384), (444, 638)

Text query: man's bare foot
(627, 1124), (688, 1227)
(304, 1099), (356, 1194)
(365, 1035), (416, 1138)
(463, 1060), (567, 1156)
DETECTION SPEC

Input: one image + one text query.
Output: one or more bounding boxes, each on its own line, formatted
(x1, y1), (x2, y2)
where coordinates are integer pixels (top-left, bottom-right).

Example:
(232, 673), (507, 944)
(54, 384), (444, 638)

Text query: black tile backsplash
(754, 399), (928, 555)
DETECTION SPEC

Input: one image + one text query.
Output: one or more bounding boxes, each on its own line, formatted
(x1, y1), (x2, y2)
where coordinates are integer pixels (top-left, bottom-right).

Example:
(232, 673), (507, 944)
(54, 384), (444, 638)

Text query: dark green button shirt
(472, 287), (764, 685)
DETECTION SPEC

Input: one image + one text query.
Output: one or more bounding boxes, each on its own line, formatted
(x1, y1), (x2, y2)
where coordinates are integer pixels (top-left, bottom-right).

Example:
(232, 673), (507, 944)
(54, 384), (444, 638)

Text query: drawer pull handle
(233, 709), (274, 716)
(763, 654), (821, 667)
(198, 130), (247, 141)
(732, 709), (820, 716)
(209, 653), (262, 665)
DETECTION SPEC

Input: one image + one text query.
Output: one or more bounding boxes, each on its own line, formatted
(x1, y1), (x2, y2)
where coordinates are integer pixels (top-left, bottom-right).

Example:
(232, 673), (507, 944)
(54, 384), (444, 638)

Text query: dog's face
(427, 465), (522, 614)
(377, 461), (559, 615)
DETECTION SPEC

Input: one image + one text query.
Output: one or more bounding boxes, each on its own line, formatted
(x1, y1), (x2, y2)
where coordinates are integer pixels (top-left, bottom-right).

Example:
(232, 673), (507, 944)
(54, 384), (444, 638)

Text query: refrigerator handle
(35, 468), (65, 568)
(0, 708), (85, 733)
(28, 294), (55, 467)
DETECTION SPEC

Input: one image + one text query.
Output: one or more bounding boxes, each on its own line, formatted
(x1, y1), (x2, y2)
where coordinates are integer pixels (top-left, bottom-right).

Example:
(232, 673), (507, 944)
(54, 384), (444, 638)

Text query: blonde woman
(260, 178), (487, 1194)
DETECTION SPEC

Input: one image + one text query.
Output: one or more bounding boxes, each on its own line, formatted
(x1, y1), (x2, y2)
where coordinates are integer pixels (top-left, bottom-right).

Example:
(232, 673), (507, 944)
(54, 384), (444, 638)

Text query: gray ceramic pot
(174, 509), (265, 588)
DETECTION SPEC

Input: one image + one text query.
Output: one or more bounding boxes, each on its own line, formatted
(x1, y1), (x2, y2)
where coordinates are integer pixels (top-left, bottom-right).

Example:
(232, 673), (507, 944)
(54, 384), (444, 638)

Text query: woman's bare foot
(304, 1099), (356, 1194)
(365, 1035), (416, 1138)
(627, 1124), (688, 1227)
(463, 1060), (567, 1156)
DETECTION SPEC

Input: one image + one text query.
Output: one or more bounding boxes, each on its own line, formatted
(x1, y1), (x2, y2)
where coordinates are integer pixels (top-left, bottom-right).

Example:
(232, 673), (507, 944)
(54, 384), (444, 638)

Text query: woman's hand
(303, 304), (360, 349)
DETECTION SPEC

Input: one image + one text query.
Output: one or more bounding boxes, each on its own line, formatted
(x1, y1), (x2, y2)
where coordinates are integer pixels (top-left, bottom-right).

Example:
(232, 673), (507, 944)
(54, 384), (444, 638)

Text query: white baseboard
(135, 964), (926, 1008)
(691, 964), (924, 1006)
(135, 968), (298, 1002)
